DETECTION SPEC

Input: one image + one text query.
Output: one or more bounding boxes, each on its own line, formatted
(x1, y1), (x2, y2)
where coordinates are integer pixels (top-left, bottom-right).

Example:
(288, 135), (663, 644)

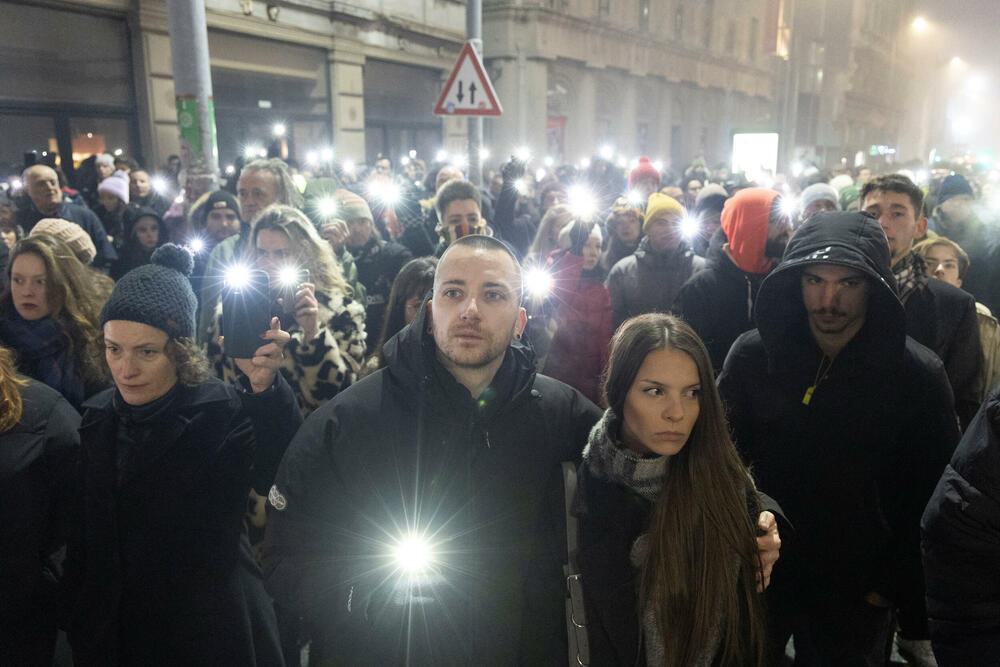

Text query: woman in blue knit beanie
(65, 243), (304, 666)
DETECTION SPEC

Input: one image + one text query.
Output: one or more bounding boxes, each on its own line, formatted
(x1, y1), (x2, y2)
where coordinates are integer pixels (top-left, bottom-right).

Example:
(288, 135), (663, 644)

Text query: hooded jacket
(606, 236), (705, 329)
(110, 207), (169, 281)
(921, 385), (1000, 664)
(263, 301), (602, 666)
(721, 188), (779, 275)
(718, 212), (960, 618)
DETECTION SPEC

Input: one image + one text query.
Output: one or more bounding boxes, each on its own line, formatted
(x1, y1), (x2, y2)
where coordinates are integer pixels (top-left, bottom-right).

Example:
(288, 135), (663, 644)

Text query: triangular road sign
(434, 42), (503, 116)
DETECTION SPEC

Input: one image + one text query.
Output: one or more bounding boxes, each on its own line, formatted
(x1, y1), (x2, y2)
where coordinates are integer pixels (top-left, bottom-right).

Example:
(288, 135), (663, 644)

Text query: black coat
(675, 247), (766, 374)
(0, 378), (80, 664)
(67, 376), (302, 666)
(902, 276), (983, 430)
(576, 461), (783, 666)
(16, 201), (118, 270)
(263, 303), (602, 666)
(345, 236), (412, 353)
(718, 212), (960, 619)
(921, 385), (1000, 665)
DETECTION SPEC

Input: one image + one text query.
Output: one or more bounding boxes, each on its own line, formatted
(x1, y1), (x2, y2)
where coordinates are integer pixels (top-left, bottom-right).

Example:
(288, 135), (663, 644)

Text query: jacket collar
(81, 379), (233, 428)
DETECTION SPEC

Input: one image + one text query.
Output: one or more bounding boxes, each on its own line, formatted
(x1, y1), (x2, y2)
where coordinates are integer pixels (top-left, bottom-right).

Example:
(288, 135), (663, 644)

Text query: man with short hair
(433, 178), (490, 255)
(861, 174), (982, 430)
(798, 182), (840, 224)
(915, 237), (1000, 400)
(719, 211), (960, 665)
(262, 235), (603, 664)
(16, 164), (116, 270)
(197, 158), (302, 343)
(129, 169), (171, 217)
(675, 187), (792, 373)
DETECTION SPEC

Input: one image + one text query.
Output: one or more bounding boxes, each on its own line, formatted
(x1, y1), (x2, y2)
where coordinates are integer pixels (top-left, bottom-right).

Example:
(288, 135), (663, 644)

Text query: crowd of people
(1, 144), (999, 667)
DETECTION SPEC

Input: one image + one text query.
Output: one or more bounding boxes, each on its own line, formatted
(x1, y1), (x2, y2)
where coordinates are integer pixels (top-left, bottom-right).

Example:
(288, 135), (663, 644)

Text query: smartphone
(275, 268), (310, 315)
(221, 268), (271, 359)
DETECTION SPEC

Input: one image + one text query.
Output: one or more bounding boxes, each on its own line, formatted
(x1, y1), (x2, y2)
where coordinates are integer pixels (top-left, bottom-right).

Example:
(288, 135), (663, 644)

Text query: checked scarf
(893, 251), (929, 305)
(0, 313), (83, 407)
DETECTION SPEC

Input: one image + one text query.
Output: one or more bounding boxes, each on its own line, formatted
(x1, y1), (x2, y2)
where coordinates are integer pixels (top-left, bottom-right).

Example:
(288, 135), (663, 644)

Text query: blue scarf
(0, 311), (84, 407)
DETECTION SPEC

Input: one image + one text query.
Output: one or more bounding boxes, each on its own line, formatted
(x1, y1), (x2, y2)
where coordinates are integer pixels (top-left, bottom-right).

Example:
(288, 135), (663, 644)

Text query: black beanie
(937, 174), (974, 205)
(101, 244), (197, 339)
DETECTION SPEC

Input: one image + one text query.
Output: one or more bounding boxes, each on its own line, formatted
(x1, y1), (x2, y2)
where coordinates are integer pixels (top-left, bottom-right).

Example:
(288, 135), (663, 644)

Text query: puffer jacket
(606, 236), (705, 328)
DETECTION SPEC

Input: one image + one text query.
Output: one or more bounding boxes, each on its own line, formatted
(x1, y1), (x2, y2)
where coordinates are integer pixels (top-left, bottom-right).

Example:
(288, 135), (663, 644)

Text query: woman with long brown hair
(0, 235), (109, 408)
(0, 345), (80, 664)
(576, 313), (775, 665)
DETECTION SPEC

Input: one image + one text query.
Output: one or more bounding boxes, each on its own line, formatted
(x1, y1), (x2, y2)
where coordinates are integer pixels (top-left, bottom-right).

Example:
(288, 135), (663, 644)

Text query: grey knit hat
(101, 244), (197, 339)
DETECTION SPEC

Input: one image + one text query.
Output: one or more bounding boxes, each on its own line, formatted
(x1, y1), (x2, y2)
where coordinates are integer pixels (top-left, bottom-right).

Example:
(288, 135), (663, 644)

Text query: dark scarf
(0, 312), (83, 407)
(112, 382), (181, 487)
(893, 251), (929, 305)
(582, 409), (667, 502)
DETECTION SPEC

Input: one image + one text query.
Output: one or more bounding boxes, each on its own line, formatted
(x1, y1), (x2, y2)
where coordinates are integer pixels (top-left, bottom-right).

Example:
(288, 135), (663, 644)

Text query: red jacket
(542, 250), (613, 405)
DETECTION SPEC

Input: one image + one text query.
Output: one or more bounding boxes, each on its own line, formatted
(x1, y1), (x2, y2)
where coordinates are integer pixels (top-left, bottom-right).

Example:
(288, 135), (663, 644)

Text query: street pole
(467, 0), (484, 187)
(166, 0), (219, 203)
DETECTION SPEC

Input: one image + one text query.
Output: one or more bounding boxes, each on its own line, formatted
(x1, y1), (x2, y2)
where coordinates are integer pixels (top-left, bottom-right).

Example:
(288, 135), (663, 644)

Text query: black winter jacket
(263, 303), (602, 666)
(718, 211), (960, 618)
(675, 246), (767, 374)
(345, 236), (412, 353)
(67, 376), (302, 666)
(901, 273), (982, 430)
(921, 385), (1000, 665)
(0, 379), (80, 664)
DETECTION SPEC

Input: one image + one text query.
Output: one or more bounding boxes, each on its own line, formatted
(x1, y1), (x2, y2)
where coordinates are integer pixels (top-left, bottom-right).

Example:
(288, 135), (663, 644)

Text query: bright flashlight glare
(479, 147), (490, 161)
(626, 190), (645, 206)
(305, 151), (319, 166)
(409, 149), (417, 159)
(174, 194), (184, 204)
(652, 160), (665, 172)
(525, 267), (554, 299)
(225, 264), (252, 289)
(544, 156), (554, 168)
(514, 146), (532, 162)
(616, 156), (628, 169)
(244, 145), (263, 159)
(514, 178), (528, 195)
(113, 148), (123, 157)
(599, 144), (614, 160)
(368, 181), (402, 206)
(579, 157), (591, 169)
(321, 148), (334, 162)
(567, 184), (599, 220)
(680, 215), (700, 239)
(911, 16), (928, 33)
(225, 165), (236, 175)
(187, 238), (205, 254)
(452, 152), (469, 168)
(316, 196), (338, 218)
(272, 123), (286, 137)
(779, 196), (799, 219)
(535, 168), (547, 182)
(10, 178), (23, 191)
(342, 159), (356, 174)
(393, 534), (433, 574)
(435, 149), (449, 163)
(278, 265), (301, 287)
(401, 156), (411, 166)
(151, 176), (168, 194)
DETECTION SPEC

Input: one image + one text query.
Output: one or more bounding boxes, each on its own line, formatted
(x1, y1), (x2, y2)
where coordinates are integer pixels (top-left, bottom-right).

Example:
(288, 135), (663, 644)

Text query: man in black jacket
(263, 235), (602, 664)
(718, 211), (960, 665)
(861, 174), (982, 430)
(16, 165), (117, 270)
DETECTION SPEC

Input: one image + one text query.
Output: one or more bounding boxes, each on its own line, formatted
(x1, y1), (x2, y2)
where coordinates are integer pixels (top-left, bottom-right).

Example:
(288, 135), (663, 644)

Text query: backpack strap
(562, 461), (589, 666)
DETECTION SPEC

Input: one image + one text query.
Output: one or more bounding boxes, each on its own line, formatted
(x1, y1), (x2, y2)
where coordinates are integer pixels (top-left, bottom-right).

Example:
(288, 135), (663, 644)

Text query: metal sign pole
(467, 0), (484, 187)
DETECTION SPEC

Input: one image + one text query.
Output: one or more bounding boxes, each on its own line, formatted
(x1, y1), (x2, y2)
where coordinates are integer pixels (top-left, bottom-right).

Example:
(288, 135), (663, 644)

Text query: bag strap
(562, 461), (589, 666)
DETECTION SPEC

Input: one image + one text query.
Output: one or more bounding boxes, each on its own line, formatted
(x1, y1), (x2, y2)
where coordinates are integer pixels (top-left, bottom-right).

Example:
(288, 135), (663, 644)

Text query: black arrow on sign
(469, 83), (477, 104)
(457, 81), (464, 103)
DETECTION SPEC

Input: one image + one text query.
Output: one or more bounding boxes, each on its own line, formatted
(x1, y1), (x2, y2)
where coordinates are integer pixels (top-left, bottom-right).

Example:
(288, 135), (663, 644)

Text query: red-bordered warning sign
(434, 42), (503, 116)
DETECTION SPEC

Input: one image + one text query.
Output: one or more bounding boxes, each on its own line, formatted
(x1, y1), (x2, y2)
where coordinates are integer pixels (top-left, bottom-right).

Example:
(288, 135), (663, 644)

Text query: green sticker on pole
(175, 96), (218, 161)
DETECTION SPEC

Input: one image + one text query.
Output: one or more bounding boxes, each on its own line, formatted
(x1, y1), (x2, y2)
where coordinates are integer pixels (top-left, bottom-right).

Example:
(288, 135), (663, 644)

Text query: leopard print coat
(206, 289), (367, 418)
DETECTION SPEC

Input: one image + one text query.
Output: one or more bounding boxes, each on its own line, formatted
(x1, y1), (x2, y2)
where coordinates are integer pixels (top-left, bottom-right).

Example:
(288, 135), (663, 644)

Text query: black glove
(501, 156), (526, 182)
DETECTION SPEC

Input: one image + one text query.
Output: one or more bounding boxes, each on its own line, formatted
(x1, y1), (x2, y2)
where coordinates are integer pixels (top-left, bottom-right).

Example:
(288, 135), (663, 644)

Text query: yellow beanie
(643, 193), (684, 233)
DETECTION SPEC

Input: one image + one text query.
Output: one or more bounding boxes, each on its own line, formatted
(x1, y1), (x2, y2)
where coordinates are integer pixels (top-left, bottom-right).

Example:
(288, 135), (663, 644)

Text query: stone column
(328, 49), (366, 162)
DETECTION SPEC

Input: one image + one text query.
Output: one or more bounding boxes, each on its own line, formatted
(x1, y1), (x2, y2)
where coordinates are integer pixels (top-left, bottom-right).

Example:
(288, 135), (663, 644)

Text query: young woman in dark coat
(65, 245), (303, 666)
(575, 314), (778, 666)
(0, 345), (81, 665)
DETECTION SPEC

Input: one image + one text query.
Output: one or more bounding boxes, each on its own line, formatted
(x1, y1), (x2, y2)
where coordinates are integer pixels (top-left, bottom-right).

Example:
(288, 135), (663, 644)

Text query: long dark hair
(2, 236), (108, 385)
(603, 314), (766, 665)
(372, 257), (437, 368)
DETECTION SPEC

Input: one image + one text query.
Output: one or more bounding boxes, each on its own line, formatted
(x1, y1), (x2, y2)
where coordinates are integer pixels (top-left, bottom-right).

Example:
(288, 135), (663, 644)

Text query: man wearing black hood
(262, 235), (602, 664)
(718, 211), (960, 665)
